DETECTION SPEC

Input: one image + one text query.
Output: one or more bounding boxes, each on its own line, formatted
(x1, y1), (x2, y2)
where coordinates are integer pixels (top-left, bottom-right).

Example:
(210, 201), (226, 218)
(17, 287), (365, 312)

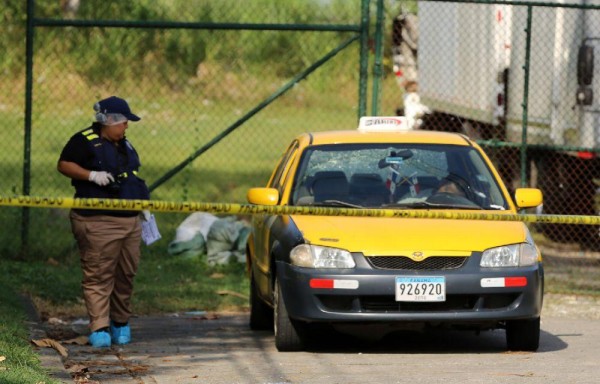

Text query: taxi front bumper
(276, 256), (544, 325)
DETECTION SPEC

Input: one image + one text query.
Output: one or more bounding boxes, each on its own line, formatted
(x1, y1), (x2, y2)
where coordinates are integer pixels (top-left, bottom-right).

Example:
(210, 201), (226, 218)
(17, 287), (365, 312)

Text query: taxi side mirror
(247, 188), (279, 206)
(514, 188), (543, 208)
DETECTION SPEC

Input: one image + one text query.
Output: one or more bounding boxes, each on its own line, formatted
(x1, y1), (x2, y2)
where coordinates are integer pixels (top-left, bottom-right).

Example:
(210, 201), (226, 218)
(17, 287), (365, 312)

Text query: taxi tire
(274, 277), (305, 352)
(505, 316), (540, 351)
(249, 274), (273, 330)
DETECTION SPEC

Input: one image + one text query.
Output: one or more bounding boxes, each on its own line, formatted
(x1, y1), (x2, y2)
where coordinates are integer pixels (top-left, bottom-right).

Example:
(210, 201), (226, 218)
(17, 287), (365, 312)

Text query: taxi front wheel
(274, 277), (306, 352)
(506, 317), (540, 351)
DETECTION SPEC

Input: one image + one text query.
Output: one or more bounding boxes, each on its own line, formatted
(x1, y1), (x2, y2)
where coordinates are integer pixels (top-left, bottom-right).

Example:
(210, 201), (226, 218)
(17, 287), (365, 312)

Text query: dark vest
(72, 127), (150, 216)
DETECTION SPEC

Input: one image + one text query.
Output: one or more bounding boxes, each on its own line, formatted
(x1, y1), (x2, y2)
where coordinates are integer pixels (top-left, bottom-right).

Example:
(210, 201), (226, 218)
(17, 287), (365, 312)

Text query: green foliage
(1, 0), (364, 87)
(0, 1), (26, 75)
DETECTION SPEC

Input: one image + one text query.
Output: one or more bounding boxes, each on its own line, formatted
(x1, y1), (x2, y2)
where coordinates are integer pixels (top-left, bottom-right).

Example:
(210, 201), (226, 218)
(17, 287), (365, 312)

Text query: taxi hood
(290, 214), (528, 256)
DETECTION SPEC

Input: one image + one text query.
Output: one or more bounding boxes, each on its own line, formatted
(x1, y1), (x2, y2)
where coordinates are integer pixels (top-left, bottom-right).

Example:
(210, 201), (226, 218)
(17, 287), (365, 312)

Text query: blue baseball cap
(95, 96), (141, 122)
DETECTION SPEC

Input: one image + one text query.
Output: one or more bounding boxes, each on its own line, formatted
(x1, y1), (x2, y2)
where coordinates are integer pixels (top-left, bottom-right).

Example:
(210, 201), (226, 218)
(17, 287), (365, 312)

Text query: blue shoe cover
(89, 330), (111, 348)
(110, 322), (131, 345)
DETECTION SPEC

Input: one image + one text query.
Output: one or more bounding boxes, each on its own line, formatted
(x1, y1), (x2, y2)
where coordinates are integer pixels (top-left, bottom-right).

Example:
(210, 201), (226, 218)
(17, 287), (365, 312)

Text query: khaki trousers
(70, 211), (142, 332)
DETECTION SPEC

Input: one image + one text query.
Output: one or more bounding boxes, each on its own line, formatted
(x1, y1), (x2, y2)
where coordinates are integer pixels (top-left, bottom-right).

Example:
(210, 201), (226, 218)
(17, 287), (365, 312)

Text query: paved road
(36, 310), (600, 384)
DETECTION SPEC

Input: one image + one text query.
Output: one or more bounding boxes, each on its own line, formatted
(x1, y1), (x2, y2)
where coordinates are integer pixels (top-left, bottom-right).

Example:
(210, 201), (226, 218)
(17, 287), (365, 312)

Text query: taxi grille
(360, 294), (519, 312)
(316, 293), (519, 312)
(366, 256), (467, 270)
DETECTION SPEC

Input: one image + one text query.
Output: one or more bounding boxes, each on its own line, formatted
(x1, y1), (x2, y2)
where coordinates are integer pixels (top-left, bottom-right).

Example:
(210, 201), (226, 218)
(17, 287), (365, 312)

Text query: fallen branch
(216, 290), (248, 300)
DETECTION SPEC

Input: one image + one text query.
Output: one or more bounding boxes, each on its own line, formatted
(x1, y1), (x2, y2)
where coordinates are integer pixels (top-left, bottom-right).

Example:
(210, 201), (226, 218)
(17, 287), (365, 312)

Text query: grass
(0, 280), (62, 384)
(544, 260), (600, 296)
(0, 240), (251, 320)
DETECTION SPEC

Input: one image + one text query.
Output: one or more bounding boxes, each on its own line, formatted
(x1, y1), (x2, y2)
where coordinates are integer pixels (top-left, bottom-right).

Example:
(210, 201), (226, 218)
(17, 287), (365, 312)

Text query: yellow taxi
(246, 116), (544, 352)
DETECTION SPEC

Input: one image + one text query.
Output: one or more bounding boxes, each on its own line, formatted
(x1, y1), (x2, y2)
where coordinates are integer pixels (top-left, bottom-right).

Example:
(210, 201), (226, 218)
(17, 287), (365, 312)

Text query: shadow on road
(296, 323), (568, 354)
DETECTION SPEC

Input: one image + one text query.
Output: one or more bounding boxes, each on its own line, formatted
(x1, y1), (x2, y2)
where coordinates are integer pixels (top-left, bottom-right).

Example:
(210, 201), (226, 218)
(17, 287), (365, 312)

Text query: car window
(268, 140), (299, 197)
(290, 143), (508, 210)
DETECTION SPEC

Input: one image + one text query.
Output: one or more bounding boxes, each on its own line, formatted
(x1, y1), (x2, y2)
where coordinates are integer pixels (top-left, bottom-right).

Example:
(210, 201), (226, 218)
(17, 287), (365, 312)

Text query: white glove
(140, 210), (152, 221)
(88, 171), (115, 186)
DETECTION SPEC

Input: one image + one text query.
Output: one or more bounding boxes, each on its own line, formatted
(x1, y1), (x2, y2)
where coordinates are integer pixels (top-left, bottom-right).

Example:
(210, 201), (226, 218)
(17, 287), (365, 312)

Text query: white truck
(405, 0), (599, 247)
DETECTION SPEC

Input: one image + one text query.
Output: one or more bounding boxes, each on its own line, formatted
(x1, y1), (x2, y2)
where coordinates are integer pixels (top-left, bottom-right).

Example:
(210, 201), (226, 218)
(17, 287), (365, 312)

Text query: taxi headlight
(480, 243), (538, 267)
(290, 244), (356, 268)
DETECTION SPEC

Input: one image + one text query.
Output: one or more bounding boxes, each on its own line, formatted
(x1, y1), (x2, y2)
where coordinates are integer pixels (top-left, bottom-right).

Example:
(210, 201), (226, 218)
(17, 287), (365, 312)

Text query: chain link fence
(0, 0), (380, 259)
(0, 0), (598, 294)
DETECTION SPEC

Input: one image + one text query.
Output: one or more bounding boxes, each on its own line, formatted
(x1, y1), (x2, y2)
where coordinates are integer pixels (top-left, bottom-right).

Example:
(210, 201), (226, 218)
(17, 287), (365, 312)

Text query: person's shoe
(110, 322), (131, 345)
(89, 329), (111, 348)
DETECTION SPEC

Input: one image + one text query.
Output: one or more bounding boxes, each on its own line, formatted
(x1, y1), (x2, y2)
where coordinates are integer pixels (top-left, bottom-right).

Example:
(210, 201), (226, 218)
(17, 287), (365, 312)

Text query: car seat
(311, 171), (349, 202)
(349, 173), (388, 206)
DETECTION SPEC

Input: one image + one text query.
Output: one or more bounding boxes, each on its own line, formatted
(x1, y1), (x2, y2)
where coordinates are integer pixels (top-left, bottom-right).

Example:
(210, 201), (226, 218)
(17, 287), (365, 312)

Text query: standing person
(57, 96), (150, 348)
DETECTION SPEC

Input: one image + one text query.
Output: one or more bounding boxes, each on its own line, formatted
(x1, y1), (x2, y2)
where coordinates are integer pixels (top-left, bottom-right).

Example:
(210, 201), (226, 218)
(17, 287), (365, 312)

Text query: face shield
(102, 113), (128, 126)
(93, 101), (129, 126)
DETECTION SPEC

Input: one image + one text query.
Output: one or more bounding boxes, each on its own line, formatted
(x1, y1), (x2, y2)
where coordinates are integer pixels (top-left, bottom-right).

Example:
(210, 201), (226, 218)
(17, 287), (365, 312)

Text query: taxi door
(252, 141), (300, 298)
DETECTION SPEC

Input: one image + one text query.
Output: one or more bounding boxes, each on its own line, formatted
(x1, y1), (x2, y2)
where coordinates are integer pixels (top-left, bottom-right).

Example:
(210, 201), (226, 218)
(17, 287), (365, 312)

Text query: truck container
(408, 0), (599, 247)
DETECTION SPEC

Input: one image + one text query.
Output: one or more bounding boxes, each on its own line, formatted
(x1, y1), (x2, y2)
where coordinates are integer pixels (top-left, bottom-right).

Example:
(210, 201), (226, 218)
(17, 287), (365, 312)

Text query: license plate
(395, 276), (446, 302)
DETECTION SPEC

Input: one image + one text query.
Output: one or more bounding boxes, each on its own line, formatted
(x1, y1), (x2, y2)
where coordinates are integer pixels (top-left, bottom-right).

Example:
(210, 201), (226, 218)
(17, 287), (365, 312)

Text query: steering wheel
(440, 173), (476, 202)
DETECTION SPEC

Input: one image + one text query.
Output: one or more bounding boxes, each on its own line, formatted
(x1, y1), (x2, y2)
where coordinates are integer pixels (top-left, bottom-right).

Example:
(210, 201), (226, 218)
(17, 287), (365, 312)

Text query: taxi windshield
(290, 143), (508, 210)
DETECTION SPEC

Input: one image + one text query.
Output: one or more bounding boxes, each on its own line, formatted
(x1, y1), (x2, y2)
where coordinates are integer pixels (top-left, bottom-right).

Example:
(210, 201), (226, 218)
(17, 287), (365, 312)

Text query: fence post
(358, 0), (370, 119)
(371, 0), (385, 116)
(21, 0), (36, 258)
(520, 5), (533, 187)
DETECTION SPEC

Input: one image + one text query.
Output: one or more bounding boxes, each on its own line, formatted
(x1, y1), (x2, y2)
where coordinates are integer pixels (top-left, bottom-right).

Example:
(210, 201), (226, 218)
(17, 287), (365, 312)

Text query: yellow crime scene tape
(0, 195), (599, 225)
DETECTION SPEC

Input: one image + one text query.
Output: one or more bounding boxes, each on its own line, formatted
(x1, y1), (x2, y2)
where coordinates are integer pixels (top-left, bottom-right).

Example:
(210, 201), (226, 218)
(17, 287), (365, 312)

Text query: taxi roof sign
(358, 116), (410, 132)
